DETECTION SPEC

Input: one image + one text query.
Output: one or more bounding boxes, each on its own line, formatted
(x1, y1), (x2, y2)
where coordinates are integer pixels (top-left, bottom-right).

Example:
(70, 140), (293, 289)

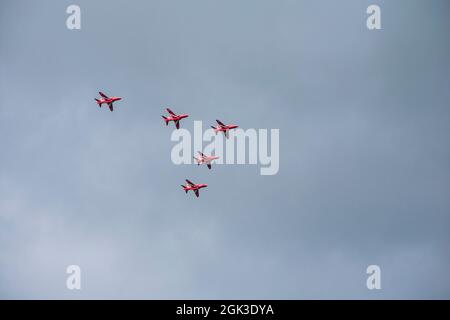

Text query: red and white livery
(211, 119), (239, 139)
(193, 151), (220, 170)
(181, 179), (208, 198)
(94, 91), (122, 112)
(162, 108), (189, 129)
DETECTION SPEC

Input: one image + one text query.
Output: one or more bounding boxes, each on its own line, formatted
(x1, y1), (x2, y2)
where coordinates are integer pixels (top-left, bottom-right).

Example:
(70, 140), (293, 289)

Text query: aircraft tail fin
(95, 99), (102, 107)
(162, 116), (169, 125)
(181, 185), (187, 193)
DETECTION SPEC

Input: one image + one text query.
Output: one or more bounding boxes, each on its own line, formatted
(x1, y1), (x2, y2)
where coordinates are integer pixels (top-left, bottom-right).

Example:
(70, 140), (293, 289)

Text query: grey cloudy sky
(1, 0), (449, 299)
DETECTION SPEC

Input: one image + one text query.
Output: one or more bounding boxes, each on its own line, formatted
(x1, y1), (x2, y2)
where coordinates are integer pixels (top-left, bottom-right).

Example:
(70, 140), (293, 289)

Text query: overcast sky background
(1, 0), (449, 299)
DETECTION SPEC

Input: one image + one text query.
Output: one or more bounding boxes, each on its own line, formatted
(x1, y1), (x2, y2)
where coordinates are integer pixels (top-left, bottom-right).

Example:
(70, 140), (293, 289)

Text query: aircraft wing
(166, 108), (176, 116)
(194, 189), (199, 197)
(186, 179), (195, 186)
(175, 120), (180, 129)
(216, 119), (225, 127)
(108, 103), (113, 112)
(99, 91), (109, 98)
(207, 164), (211, 170)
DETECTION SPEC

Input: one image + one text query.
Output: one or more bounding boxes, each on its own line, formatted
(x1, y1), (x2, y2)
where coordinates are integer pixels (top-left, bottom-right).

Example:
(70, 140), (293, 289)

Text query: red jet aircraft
(181, 179), (208, 198)
(162, 108), (189, 129)
(211, 120), (239, 139)
(95, 91), (122, 112)
(193, 151), (220, 170)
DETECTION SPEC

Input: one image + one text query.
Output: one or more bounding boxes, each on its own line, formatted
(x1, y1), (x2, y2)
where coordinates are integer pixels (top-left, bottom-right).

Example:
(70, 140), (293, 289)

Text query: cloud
(1, 0), (449, 299)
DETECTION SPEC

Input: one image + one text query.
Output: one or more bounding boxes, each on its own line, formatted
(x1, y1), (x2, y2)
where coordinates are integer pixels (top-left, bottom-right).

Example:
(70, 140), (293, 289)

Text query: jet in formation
(158, 109), (240, 197)
(181, 179), (208, 198)
(95, 91), (122, 112)
(162, 108), (189, 129)
(193, 152), (220, 170)
(211, 119), (239, 138)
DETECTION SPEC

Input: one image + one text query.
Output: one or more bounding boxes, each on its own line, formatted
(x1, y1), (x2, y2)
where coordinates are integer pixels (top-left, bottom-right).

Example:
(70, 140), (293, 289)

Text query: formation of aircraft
(162, 108), (189, 129)
(93, 92), (238, 198)
(194, 152), (220, 170)
(181, 179), (208, 198)
(94, 92), (122, 112)
(211, 119), (239, 139)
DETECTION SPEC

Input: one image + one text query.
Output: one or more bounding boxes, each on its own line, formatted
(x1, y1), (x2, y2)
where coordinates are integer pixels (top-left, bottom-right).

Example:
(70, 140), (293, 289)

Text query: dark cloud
(0, 0), (449, 298)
